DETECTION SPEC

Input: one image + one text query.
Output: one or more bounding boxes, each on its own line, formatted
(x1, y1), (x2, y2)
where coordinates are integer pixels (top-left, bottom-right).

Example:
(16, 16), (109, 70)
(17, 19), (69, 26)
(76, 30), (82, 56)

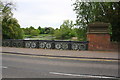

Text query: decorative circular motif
(46, 43), (52, 49)
(25, 42), (31, 48)
(72, 43), (78, 50)
(18, 43), (21, 47)
(39, 42), (46, 48)
(79, 44), (86, 50)
(13, 43), (16, 47)
(31, 42), (36, 48)
(12, 42), (21, 47)
(5, 42), (10, 47)
(55, 43), (61, 49)
(2, 42), (5, 46)
(2, 40), (88, 51)
(62, 43), (68, 50)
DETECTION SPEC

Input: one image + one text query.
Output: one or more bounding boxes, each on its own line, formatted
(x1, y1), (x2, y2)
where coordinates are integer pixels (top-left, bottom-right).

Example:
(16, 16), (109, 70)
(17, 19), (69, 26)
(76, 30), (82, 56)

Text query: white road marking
(49, 72), (116, 79)
(0, 66), (8, 69)
(2, 66), (8, 69)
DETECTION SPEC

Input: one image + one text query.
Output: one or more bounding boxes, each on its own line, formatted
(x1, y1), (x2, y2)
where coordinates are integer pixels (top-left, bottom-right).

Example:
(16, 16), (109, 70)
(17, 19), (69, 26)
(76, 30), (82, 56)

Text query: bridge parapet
(2, 40), (88, 51)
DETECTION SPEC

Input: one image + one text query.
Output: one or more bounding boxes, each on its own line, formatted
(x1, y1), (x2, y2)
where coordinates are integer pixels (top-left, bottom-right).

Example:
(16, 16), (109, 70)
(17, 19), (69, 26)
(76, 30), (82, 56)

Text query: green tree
(49, 27), (54, 34)
(44, 27), (50, 34)
(29, 26), (35, 30)
(44, 27), (54, 34)
(41, 28), (45, 34)
(38, 26), (41, 34)
(38, 27), (54, 34)
(30, 29), (40, 36)
(38, 27), (45, 34)
(23, 26), (36, 35)
(24, 27), (30, 35)
(73, 2), (120, 42)
(54, 20), (75, 40)
(1, 1), (23, 39)
(74, 28), (86, 41)
(54, 29), (62, 39)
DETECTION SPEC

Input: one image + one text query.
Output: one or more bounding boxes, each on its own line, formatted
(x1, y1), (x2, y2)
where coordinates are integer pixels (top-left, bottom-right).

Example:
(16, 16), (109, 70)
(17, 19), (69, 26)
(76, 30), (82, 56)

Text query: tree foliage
(2, 18), (23, 39)
(54, 20), (76, 40)
(74, 28), (86, 41)
(38, 26), (54, 34)
(22, 26), (40, 36)
(30, 29), (40, 36)
(73, 1), (120, 41)
(1, 1), (23, 39)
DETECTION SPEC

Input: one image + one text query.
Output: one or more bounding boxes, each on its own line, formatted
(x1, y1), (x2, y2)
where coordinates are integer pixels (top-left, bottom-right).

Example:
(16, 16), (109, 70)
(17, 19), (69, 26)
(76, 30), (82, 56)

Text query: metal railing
(2, 40), (88, 50)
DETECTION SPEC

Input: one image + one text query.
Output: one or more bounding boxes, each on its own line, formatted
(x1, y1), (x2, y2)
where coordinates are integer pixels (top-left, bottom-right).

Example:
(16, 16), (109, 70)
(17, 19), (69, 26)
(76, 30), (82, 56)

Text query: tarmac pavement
(2, 47), (119, 60)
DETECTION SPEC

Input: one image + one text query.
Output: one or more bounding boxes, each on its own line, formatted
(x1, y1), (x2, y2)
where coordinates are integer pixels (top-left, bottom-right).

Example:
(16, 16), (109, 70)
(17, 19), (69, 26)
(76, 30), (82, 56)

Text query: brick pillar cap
(88, 22), (110, 27)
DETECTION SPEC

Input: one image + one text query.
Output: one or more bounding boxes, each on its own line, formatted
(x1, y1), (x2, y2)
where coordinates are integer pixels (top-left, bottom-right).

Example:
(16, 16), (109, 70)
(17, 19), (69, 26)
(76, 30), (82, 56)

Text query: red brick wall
(87, 33), (118, 51)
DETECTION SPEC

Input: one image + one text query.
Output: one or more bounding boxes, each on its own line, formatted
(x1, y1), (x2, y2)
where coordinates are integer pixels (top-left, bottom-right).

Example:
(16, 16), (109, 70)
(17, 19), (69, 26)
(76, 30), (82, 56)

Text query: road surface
(2, 53), (119, 79)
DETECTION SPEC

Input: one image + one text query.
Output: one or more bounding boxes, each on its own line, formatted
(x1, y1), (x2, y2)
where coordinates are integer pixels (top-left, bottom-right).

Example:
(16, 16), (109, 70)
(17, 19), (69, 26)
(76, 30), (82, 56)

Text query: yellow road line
(2, 53), (118, 62)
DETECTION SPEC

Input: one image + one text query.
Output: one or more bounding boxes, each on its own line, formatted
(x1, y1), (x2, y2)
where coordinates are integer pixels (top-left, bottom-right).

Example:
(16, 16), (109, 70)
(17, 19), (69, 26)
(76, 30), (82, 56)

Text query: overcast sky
(9, 0), (76, 29)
